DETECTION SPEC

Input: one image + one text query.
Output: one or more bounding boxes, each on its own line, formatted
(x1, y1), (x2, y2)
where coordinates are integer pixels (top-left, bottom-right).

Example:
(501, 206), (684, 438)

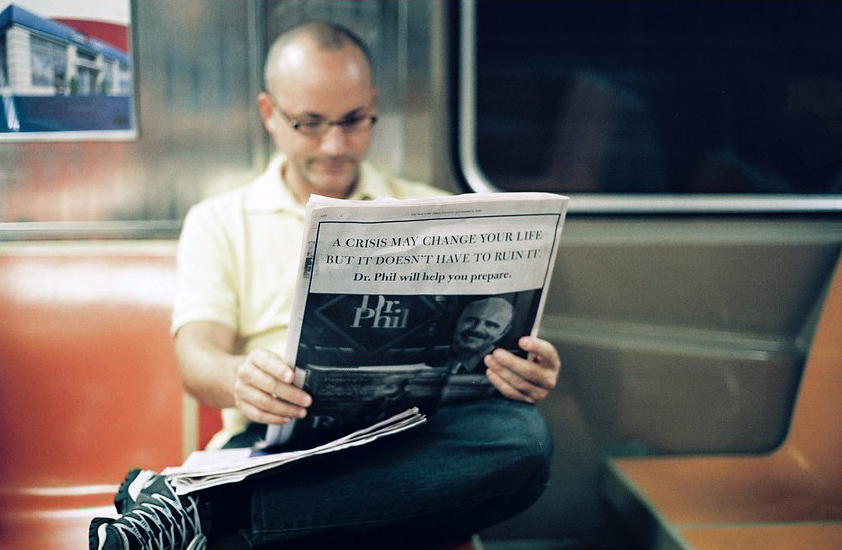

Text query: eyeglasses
(271, 98), (377, 137)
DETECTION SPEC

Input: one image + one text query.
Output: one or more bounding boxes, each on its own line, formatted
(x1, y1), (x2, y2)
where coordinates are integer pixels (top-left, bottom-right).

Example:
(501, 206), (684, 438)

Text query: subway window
(462, 0), (841, 208)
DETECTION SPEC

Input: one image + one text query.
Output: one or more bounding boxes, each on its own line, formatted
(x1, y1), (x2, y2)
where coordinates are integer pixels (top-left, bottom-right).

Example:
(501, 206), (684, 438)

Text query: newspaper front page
(266, 192), (569, 448)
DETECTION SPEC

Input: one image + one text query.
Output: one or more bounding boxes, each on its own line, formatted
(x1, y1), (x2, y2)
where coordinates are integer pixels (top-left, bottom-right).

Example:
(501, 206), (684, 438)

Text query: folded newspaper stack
(163, 408), (425, 495)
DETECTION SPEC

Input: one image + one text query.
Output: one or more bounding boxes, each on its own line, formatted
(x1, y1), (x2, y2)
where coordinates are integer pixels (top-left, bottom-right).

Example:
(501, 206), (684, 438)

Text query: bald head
(264, 22), (374, 98)
(256, 21), (378, 203)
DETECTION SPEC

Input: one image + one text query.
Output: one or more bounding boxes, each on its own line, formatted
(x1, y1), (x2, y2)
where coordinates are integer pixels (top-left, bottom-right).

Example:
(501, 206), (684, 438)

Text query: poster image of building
(0, 1), (135, 139)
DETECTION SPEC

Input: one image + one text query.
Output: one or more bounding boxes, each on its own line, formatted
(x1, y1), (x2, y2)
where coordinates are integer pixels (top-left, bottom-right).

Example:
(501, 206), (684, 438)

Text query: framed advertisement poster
(0, 0), (137, 140)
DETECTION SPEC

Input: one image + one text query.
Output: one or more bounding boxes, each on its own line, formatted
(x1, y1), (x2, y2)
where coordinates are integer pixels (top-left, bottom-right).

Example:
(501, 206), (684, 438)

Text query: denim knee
(498, 401), (554, 480)
(454, 398), (554, 489)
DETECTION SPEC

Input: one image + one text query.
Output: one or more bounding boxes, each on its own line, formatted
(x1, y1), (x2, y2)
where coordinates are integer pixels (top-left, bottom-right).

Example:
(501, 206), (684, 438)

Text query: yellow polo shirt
(172, 155), (447, 448)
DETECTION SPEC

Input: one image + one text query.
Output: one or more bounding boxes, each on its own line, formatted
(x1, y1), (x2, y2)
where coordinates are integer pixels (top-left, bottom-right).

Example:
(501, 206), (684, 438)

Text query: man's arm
(483, 336), (560, 404)
(174, 321), (311, 425)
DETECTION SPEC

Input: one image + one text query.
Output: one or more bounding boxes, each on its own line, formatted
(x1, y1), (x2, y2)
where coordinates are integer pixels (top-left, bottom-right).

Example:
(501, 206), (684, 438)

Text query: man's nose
(319, 124), (349, 154)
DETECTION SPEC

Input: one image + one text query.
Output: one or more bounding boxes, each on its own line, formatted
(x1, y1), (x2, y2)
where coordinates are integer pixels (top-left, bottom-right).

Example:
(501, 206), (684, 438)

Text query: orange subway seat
(603, 258), (842, 548)
(0, 243), (186, 550)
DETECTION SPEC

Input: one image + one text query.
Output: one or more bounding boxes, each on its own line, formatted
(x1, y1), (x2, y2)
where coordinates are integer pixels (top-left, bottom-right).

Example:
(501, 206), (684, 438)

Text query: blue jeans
(212, 397), (553, 549)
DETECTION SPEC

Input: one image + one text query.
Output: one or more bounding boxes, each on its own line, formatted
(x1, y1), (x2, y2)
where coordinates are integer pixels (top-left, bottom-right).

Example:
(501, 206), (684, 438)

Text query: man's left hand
(484, 336), (560, 404)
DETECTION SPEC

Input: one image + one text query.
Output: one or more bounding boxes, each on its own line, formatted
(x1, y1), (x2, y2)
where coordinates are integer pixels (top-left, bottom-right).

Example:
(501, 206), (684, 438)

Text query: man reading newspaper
(90, 21), (561, 550)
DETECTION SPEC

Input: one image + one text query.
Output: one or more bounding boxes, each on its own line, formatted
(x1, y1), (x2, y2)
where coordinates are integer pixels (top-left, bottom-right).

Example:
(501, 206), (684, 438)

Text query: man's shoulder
(188, 175), (262, 216)
(187, 156), (285, 220)
(181, 184), (255, 239)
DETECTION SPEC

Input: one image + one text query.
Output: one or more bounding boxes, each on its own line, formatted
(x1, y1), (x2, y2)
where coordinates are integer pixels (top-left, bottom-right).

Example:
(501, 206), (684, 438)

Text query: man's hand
(483, 336), (560, 404)
(174, 321), (312, 426)
(232, 349), (312, 425)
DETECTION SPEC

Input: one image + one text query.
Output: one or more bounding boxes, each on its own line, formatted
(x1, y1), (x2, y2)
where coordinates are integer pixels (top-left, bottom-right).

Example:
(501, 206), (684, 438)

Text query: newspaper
(164, 408), (426, 495)
(265, 191), (569, 448)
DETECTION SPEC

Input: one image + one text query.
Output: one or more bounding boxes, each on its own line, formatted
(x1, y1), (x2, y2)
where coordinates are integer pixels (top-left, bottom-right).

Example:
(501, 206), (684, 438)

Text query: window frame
(456, 0), (842, 214)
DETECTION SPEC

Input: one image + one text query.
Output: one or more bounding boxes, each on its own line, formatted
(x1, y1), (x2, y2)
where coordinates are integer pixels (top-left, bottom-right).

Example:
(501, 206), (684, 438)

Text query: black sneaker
(89, 474), (207, 550)
(114, 469), (157, 514)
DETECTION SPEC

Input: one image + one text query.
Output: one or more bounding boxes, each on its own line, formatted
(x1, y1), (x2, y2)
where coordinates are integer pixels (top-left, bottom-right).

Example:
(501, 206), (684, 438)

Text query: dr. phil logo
(351, 295), (409, 329)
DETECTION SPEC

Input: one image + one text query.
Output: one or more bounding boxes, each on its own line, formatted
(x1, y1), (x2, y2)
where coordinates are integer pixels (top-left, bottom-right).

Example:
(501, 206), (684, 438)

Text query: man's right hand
(232, 349), (312, 425)
(174, 321), (311, 425)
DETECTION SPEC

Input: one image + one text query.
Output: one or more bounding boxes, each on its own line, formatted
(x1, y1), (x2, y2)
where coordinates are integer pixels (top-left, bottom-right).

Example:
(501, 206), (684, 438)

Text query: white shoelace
(108, 490), (207, 550)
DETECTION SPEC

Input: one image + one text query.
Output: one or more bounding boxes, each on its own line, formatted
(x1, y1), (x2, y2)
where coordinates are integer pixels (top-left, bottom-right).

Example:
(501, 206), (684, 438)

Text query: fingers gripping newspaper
(165, 192), (568, 494)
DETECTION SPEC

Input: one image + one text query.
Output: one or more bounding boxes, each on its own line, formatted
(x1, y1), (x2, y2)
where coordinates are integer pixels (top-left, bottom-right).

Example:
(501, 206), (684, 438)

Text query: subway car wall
(2, 0), (841, 547)
(0, 0), (454, 233)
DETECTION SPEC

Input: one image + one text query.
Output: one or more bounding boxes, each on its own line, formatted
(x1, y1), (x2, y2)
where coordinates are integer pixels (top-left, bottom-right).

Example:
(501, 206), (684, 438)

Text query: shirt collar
(245, 155), (391, 214)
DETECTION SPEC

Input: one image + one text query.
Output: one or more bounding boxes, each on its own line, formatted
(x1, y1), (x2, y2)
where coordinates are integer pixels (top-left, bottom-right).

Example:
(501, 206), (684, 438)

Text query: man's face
(452, 299), (514, 357)
(260, 40), (377, 200)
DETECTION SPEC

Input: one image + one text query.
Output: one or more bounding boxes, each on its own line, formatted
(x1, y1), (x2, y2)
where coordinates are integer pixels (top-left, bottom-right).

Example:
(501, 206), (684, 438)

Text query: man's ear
(257, 92), (276, 132)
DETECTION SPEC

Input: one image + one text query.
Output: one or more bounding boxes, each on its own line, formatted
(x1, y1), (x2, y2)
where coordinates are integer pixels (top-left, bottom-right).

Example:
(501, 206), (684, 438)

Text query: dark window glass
(475, 0), (841, 195)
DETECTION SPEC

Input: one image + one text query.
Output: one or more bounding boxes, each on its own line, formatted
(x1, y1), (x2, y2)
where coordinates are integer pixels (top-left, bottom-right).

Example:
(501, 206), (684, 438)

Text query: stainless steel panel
(1, 1), (264, 234)
(0, 0), (451, 237)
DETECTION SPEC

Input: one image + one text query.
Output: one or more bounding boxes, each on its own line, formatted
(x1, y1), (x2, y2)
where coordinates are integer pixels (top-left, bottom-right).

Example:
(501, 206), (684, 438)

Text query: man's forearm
(174, 322), (244, 410)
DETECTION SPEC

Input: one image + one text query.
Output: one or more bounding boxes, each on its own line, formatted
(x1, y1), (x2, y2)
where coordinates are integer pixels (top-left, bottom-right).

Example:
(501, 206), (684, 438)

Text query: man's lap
(234, 398), (553, 545)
